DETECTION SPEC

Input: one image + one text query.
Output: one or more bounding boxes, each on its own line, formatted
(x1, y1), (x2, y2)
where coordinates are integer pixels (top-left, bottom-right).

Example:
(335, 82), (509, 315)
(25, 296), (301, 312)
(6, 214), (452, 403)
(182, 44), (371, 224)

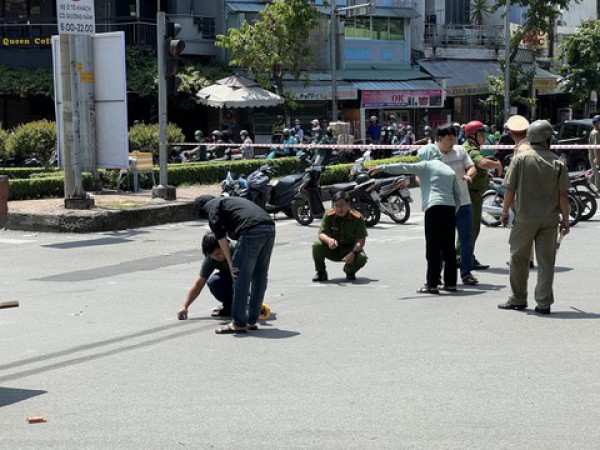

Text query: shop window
(4, 0), (28, 18)
(194, 16), (216, 40)
(372, 18), (389, 40)
(389, 19), (404, 40)
(344, 17), (370, 40)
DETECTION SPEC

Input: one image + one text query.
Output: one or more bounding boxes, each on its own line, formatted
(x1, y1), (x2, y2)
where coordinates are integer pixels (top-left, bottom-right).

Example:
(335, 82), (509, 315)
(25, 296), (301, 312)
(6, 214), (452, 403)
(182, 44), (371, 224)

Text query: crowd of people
(177, 114), (572, 333)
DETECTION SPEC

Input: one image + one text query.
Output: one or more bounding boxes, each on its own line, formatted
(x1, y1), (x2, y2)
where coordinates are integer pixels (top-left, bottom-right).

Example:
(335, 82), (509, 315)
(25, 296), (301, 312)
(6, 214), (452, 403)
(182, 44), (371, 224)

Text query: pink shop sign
(362, 90), (443, 108)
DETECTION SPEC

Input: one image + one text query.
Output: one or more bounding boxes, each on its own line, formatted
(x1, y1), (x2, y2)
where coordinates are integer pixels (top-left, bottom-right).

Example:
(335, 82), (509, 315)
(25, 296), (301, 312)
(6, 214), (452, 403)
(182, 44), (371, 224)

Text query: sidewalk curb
(5, 201), (196, 233)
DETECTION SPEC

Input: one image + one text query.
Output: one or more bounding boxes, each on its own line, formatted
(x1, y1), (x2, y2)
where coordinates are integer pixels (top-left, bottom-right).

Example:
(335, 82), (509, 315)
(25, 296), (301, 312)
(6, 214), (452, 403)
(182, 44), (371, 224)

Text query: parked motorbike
(291, 163), (381, 227)
(349, 156), (412, 224)
(221, 164), (301, 217)
(569, 170), (598, 221)
(481, 176), (582, 227)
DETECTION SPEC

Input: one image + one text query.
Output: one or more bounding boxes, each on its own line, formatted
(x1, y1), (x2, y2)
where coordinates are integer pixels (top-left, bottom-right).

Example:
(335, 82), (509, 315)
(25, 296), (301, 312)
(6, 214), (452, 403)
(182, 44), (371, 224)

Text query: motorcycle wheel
(386, 193), (411, 224)
(292, 197), (313, 226)
(481, 191), (503, 227)
(567, 192), (582, 227)
(576, 190), (597, 221)
(361, 199), (381, 227)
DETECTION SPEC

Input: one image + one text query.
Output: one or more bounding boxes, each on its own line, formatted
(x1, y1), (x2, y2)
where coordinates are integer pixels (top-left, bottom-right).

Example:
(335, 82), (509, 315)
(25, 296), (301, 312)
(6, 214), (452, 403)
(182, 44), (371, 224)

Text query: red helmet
(465, 120), (485, 137)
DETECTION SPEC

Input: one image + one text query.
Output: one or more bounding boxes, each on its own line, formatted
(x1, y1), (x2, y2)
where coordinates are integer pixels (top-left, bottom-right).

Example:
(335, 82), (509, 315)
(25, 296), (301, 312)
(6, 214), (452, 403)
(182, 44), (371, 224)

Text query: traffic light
(165, 18), (185, 93)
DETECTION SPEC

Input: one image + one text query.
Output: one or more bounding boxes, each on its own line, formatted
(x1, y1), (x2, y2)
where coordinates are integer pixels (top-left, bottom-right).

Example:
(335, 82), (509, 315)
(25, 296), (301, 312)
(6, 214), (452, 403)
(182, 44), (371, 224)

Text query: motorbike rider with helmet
(589, 115), (600, 189)
(415, 125), (433, 145)
(462, 120), (503, 270)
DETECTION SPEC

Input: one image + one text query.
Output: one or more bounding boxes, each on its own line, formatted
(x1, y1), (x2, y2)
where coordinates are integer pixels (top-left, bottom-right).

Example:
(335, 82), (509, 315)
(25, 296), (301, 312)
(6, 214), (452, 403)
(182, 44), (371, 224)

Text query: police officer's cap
(505, 115), (529, 133)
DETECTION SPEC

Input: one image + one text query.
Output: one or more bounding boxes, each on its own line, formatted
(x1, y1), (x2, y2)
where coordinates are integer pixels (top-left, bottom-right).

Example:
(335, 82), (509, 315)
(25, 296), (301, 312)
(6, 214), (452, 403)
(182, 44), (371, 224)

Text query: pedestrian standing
(369, 151), (462, 294)
(498, 120), (570, 314)
(240, 130), (254, 160)
(462, 120), (503, 270)
(422, 124), (479, 285)
(589, 115), (600, 189)
(194, 195), (276, 333)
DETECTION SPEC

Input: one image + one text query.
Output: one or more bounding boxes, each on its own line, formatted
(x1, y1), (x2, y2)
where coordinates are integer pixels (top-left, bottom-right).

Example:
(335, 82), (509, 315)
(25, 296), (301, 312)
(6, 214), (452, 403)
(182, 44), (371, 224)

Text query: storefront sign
(1, 37), (52, 47)
(57, 0), (96, 35)
(533, 78), (557, 90)
(447, 85), (490, 97)
(285, 85), (358, 101)
(361, 90), (443, 108)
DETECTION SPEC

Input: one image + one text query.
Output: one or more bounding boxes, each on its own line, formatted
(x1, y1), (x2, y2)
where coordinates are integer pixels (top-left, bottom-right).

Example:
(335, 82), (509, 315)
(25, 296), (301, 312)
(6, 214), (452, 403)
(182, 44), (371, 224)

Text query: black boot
(312, 270), (328, 282)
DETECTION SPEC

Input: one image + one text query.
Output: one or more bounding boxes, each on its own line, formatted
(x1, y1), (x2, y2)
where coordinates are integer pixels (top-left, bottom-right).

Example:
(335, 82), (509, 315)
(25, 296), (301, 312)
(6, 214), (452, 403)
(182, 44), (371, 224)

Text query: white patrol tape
(170, 142), (600, 150)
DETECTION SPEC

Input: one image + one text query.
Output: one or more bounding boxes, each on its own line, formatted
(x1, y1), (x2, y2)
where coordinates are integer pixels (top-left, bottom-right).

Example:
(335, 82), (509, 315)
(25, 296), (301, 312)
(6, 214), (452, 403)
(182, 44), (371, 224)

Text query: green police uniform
(312, 208), (368, 276)
(504, 143), (569, 309)
(463, 140), (488, 247)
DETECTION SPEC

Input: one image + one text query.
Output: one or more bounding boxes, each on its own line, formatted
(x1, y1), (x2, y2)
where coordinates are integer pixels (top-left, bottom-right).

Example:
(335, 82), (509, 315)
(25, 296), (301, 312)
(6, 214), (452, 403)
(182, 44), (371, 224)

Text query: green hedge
(8, 173), (95, 200)
(0, 167), (56, 179)
(6, 156), (418, 200)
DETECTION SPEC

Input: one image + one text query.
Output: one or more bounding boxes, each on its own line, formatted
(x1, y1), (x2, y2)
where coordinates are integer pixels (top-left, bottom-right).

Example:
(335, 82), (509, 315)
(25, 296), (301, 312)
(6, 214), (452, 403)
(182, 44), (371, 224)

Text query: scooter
(291, 163), (381, 227)
(569, 170), (598, 221)
(481, 176), (583, 227)
(349, 156), (412, 224)
(222, 164), (302, 217)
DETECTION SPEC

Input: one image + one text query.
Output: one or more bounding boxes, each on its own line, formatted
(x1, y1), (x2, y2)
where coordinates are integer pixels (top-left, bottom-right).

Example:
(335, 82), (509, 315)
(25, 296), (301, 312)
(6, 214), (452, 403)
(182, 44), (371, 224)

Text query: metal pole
(153, 4), (176, 200)
(504, 0), (511, 122)
(59, 34), (75, 199)
(331, 4), (338, 122)
(69, 34), (84, 197)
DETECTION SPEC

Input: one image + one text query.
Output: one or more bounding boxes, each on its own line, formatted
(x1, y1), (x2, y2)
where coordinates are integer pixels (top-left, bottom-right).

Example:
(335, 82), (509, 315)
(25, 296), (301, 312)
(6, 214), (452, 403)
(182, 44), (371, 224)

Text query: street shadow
(42, 237), (134, 249)
(0, 387), (46, 408)
(525, 307), (600, 319)
(483, 268), (510, 275)
(244, 328), (300, 340)
(321, 277), (379, 285)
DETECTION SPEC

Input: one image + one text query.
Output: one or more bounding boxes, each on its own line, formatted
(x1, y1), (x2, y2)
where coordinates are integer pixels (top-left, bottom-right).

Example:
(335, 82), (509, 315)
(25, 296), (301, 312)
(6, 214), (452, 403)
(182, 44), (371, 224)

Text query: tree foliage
(483, 0), (581, 119)
(559, 19), (600, 107)
(4, 119), (57, 168)
(0, 65), (54, 98)
(216, 0), (322, 101)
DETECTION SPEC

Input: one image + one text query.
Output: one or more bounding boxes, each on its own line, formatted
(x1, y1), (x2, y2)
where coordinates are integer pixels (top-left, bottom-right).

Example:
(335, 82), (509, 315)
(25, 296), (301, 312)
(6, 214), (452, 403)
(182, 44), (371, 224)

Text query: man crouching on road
(177, 232), (234, 320)
(312, 191), (368, 282)
(194, 195), (275, 334)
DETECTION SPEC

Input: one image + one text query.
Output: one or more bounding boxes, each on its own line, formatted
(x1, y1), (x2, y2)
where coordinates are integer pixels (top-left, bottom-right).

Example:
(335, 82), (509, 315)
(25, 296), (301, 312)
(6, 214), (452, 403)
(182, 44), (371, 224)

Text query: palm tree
(470, 0), (493, 26)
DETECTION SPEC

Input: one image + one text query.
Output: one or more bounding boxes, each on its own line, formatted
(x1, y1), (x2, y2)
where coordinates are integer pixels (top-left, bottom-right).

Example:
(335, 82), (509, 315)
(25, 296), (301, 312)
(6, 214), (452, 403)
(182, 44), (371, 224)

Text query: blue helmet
(593, 115), (600, 125)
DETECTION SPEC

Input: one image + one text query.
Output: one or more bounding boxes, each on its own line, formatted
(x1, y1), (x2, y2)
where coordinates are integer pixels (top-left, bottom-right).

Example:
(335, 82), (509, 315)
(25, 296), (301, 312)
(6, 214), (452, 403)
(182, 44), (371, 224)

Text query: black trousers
(424, 205), (457, 288)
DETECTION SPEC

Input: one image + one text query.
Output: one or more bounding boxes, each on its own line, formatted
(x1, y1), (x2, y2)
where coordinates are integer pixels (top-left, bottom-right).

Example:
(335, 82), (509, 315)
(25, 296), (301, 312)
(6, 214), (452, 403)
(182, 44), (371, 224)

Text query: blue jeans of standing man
(232, 223), (276, 327)
(455, 204), (474, 278)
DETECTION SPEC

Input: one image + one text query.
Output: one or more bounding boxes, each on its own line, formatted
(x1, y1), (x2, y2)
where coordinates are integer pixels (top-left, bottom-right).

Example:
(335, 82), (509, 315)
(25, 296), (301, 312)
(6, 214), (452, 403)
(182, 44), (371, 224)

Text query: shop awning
(418, 59), (560, 96)
(339, 68), (430, 81)
(370, 7), (420, 19)
(225, 2), (265, 13)
(351, 80), (442, 91)
(418, 59), (499, 97)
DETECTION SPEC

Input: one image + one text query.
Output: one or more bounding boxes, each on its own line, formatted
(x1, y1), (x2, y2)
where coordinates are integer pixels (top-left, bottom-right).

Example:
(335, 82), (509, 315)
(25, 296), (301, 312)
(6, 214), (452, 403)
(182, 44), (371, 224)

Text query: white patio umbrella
(196, 75), (284, 109)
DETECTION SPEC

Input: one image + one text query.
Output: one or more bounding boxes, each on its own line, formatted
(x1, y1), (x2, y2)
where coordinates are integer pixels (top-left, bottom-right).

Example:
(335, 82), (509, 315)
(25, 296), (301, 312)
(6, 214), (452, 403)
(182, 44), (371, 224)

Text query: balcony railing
(424, 24), (504, 48)
(0, 20), (156, 49)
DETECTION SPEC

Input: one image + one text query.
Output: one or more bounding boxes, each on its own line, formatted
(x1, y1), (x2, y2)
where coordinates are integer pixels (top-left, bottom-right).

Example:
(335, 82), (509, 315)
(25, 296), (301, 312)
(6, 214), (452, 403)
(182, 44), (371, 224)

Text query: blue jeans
(207, 271), (233, 313)
(455, 204), (474, 278)
(232, 223), (276, 327)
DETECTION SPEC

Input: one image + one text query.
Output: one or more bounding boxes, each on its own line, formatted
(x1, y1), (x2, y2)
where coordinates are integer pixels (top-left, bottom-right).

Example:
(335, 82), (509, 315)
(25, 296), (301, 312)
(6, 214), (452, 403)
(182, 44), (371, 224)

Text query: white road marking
(0, 238), (35, 245)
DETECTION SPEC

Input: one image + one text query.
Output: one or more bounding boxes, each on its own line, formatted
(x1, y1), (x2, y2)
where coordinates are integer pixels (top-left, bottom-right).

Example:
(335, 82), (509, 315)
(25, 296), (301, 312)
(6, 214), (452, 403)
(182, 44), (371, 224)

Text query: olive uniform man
(312, 192), (368, 282)
(498, 120), (570, 314)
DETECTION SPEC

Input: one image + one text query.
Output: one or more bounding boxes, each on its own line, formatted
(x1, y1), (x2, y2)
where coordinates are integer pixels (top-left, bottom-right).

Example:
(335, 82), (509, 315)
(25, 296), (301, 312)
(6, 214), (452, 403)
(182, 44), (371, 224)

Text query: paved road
(1, 190), (600, 449)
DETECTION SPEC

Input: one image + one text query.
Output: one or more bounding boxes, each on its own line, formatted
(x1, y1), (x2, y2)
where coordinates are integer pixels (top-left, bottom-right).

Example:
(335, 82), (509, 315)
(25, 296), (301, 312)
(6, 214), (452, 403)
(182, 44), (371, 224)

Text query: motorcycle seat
(275, 173), (304, 189)
(328, 182), (356, 195)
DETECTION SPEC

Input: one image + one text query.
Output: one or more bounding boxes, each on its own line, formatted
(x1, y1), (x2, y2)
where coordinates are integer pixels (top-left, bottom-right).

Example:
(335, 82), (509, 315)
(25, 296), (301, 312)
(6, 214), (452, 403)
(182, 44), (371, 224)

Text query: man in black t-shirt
(194, 195), (276, 334)
(177, 232), (234, 320)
